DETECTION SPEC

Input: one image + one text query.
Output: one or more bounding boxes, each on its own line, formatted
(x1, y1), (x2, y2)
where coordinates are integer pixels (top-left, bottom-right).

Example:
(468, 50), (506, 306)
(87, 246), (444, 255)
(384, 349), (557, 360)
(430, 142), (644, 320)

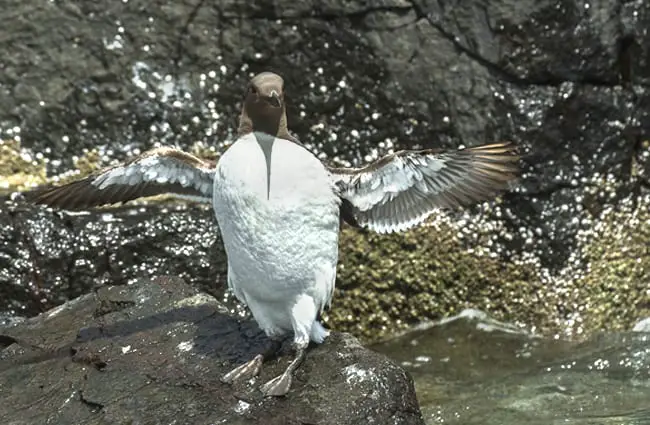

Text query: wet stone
(0, 277), (424, 425)
(0, 200), (229, 318)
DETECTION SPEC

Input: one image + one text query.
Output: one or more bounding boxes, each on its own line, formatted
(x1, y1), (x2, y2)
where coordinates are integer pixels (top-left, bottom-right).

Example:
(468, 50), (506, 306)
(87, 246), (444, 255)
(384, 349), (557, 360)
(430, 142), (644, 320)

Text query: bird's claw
(221, 354), (263, 384)
(260, 372), (292, 397)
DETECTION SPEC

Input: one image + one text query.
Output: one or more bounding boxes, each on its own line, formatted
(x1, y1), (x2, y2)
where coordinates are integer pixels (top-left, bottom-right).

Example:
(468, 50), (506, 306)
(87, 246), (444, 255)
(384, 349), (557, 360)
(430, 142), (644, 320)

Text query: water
(372, 310), (650, 425)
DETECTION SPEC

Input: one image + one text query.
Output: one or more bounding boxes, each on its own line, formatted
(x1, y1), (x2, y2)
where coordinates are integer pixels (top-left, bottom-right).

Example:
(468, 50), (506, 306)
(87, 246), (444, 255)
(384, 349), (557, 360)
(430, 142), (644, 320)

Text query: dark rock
(1, 0), (649, 336)
(0, 200), (231, 317)
(0, 276), (424, 425)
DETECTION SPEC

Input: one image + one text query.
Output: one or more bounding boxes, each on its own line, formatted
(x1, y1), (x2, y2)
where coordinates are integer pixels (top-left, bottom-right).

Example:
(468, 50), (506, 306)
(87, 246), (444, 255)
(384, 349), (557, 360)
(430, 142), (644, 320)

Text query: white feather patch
(89, 153), (215, 201)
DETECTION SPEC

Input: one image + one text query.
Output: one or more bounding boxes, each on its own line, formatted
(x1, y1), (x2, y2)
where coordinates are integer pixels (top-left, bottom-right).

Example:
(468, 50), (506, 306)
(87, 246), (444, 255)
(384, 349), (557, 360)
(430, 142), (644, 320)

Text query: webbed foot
(259, 341), (308, 397)
(260, 371), (293, 397)
(221, 354), (263, 383)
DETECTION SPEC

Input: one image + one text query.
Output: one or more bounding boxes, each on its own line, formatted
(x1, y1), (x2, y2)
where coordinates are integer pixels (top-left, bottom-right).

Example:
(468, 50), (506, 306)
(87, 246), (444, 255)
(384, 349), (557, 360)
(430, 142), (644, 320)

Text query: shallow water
(372, 310), (650, 425)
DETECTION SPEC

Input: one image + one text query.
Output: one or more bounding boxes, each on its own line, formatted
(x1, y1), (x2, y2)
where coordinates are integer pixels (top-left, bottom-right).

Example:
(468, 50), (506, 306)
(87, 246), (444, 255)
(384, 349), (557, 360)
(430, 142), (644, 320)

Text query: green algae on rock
(68, 148), (103, 182)
(326, 178), (650, 344)
(324, 215), (549, 344)
(558, 186), (650, 337)
(0, 139), (47, 192)
(0, 140), (103, 192)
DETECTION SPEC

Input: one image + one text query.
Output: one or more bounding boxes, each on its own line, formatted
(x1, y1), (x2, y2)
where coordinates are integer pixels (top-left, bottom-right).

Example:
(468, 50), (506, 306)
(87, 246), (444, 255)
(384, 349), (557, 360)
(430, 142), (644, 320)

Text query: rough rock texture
(0, 201), (228, 319)
(0, 276), (423, 425)
(1, 0), (649, 338)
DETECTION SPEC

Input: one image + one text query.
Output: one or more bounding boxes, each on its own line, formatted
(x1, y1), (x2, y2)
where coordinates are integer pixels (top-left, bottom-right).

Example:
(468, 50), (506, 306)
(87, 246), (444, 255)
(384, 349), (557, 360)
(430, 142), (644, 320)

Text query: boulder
(0, 276), (424, 425)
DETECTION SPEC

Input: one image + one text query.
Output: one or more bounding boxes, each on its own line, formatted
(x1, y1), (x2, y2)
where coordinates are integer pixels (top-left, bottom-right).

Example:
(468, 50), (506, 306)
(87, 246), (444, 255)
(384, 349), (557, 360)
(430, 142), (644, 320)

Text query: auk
(27, 72), (520, 396)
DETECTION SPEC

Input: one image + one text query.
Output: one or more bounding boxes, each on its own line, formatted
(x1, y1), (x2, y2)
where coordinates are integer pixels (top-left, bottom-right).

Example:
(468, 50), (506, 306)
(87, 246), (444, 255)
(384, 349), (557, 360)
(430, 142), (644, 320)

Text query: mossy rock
(566, 198), (650, 335)
(0, 139), (47, 192)
(325, 221), (548, 343)
(326, 194), (650, 343)
(0, 140), (103, 191)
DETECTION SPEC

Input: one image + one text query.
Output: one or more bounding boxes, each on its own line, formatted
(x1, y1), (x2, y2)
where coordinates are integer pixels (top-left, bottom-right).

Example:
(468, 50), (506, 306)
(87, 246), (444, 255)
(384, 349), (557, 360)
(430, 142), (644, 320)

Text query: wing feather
(330, 142), (520, 233)
(25, 147), (216, 210)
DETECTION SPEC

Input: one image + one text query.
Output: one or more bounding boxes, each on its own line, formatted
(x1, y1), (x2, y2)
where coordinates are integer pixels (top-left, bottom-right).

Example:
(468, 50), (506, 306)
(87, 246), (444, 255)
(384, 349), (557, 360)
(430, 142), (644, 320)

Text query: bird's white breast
(212, 132), (340, 334)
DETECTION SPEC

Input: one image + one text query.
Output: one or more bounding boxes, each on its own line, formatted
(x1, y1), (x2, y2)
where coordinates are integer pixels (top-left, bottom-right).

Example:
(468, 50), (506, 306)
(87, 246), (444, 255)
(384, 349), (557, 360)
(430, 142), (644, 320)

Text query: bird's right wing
(329, 142), (520, 233)
(25, 147), (216, 210)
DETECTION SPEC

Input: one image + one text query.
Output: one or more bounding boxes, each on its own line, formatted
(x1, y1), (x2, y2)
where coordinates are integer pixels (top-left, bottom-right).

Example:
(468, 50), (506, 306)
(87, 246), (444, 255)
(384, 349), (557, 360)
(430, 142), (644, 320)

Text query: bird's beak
(266, 90), (282, 108)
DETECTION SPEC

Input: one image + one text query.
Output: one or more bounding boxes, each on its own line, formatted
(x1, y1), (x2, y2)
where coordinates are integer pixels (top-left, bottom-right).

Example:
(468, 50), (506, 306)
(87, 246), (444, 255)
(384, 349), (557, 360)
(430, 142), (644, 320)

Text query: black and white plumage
(25, 71), (520, 397)
(329, 142), (519, 233)
(27, 148), (216, 209)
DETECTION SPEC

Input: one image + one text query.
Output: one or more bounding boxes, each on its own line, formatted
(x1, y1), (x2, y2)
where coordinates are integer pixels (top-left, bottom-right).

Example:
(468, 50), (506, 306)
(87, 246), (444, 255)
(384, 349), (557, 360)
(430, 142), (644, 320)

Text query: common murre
(25, 71), (520, 396)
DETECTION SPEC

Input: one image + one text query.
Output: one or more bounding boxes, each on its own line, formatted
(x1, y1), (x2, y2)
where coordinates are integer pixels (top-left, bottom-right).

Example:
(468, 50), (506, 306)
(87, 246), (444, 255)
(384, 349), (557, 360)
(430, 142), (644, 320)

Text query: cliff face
(1, 0), (649, 338)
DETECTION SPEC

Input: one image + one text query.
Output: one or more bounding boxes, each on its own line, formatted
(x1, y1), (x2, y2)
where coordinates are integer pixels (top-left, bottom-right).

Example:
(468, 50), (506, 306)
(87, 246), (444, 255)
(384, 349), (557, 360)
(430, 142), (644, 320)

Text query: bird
(24, 71), (520, 397)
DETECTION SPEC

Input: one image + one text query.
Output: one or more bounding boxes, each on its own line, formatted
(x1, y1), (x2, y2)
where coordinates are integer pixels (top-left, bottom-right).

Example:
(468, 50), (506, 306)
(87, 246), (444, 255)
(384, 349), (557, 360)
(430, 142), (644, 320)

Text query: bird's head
(244, 72), (284, 119)
(238, 71), (292, 139)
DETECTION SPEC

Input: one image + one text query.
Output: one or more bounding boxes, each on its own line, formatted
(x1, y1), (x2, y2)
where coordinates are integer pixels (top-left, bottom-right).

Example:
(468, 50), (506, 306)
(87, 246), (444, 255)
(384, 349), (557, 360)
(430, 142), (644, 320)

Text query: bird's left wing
(328, 142), (520, 234)
(25, 147), (216, 210)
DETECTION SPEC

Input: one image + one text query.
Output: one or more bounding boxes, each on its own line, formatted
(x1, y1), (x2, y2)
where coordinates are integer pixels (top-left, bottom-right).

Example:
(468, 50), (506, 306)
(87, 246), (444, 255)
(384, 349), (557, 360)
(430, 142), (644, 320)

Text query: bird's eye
(249, 86), (257, 94)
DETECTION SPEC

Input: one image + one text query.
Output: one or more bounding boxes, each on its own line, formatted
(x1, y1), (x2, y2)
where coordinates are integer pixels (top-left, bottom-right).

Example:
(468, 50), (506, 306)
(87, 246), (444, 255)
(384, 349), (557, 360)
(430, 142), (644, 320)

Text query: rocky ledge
(0, 276), (423, 425)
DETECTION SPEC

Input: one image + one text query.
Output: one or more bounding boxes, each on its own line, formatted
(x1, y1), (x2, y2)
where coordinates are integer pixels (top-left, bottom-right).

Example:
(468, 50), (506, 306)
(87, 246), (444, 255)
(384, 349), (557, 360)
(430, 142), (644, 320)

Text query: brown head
(237, 72), (290, 139)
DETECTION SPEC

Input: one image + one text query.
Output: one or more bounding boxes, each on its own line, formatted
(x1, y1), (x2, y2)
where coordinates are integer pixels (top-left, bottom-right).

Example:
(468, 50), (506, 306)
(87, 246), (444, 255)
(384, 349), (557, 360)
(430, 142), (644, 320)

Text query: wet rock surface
(0, 276), (423, 425)
(0, 201), (229, 319)
(1, 0), (650, 336)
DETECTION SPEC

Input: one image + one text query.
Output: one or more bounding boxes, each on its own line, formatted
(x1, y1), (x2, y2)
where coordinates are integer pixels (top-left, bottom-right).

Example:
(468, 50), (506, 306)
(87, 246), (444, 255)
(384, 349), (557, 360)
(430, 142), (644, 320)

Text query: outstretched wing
(329, 142), (520, 234)
(25, 147), (216, 210)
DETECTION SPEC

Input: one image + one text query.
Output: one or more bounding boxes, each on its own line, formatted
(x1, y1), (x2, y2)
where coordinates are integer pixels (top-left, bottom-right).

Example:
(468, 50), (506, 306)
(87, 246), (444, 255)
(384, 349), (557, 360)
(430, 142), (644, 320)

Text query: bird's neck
(237, 109), (291, 140)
